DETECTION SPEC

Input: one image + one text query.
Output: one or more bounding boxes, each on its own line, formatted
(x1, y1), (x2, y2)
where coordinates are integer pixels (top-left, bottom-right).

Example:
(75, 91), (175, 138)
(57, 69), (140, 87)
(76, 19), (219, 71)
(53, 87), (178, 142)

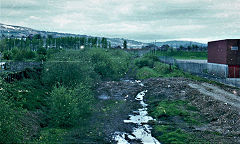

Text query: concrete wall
(207, 63), (228, 78)
(177, 61), (207, 74)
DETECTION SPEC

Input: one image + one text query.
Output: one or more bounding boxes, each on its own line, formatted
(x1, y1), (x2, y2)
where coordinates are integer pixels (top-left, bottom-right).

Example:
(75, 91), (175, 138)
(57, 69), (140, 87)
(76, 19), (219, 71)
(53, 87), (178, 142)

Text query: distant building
(113, 45), (122, 49)
(208, 39), (240, 78)
(159, 45), (170, 51)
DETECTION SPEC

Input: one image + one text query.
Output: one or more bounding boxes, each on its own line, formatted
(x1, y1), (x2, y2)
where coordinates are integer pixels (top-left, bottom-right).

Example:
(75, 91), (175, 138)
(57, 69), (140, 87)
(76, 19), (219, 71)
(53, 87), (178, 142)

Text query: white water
(0, 62), (6, 70)
(113, 81), (160, 144)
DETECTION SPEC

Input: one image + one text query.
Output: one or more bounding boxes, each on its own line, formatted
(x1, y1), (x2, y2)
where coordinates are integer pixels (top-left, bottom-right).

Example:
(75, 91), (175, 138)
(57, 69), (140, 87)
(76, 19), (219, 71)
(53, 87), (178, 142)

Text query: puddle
(113, 81), (160, 144)
(98, 94), (110, 100)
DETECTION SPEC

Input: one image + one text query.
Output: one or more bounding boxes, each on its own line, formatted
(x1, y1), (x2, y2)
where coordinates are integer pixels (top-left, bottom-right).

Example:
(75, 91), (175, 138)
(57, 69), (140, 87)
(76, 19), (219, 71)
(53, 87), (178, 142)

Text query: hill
(0, 23), (207, 49)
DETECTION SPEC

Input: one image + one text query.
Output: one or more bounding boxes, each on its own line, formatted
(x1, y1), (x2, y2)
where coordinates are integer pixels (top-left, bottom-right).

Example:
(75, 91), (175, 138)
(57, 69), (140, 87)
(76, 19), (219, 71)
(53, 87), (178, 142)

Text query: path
(189, 83), (240, 109)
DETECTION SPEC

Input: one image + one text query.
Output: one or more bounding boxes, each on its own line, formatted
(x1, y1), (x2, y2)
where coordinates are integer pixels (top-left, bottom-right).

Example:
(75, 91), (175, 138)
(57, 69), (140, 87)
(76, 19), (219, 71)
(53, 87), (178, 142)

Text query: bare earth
(85, 77), (240, 143)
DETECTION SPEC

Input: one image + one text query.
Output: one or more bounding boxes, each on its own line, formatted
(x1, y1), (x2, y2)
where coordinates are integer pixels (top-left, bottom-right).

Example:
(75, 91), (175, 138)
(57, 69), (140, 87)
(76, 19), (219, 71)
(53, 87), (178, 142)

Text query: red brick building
(208, 39), (240, 78)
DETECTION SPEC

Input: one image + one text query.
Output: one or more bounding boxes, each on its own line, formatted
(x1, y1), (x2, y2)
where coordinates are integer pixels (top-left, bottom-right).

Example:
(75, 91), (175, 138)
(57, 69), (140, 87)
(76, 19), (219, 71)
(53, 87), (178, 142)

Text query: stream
(112, 80), (160, 144)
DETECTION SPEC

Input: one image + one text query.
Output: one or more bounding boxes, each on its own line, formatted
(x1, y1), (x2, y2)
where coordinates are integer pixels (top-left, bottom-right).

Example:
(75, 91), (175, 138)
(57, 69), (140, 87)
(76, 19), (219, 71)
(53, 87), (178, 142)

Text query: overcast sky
(1, 0), (240, 43)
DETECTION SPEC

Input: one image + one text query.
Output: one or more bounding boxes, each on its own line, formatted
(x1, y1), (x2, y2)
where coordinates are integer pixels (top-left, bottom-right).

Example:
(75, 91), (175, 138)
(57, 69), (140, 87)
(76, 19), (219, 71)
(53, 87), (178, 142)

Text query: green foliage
(151, 100), (189, 117)
(25, 50), (36, 59)
(157, 128), (190, 144)
(48, 84), (94, 128)
(136, 67), (159, 79)
(156, 50), (207, 60)
(48, 86), (79, 128)
(134, 55), (185, 79)
(153, 62), (185, 77)
(101, 37), (108, 48)
(0, 99), (25, 143)
(135, 57), (155, 68)
(123, 40), (127, 49)
(150, 100), (199, 125)
(89, 48), (130, 80)
(3, 50), (13, 60)
(37, 128), (67, 143)
(42, 61), (96, 87)
(73, 83), (94, 117)
(37, 47), (47, 61)
(0, 72), (47, 110)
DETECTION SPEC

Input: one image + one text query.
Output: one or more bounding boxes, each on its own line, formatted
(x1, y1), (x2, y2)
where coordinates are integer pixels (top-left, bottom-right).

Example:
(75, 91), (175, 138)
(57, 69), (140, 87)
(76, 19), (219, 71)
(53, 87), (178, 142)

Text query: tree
(123, 40), (127, 49)
(108, 42), (111, 49)
(101, 37), (108, 48)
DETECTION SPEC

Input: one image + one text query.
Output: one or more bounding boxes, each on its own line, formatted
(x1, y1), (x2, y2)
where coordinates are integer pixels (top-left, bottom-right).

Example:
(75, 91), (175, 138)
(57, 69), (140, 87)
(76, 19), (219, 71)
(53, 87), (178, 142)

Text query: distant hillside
(0, 23), (147, 48)
(155, 41), (207, 48)
(0, 23), (206, 49)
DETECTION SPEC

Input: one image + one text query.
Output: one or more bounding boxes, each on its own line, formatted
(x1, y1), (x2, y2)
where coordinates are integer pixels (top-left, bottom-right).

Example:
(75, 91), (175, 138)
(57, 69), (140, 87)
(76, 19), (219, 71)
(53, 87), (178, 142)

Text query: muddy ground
(144, 78), (240, 143)
(70, 77), (240, 143)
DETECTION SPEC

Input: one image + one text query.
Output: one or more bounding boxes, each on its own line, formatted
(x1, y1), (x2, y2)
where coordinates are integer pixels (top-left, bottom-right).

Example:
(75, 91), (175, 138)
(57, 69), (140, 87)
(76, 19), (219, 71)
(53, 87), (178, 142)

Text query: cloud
(1, 0), (240, 43)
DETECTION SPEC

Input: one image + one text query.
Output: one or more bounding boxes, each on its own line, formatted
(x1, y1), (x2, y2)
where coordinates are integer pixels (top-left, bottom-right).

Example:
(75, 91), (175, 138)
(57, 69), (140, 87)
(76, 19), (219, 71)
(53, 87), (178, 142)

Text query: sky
(1, 0), (240, 43)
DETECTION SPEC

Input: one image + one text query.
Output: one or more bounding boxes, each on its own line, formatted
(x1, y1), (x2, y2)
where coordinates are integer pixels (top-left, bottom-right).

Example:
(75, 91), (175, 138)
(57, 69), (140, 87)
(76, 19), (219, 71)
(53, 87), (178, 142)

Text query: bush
(48, 84), (94, 128)
(135, 57), (154, 68)
(14, 50), (25, 61)
(157, 129), (190, 144)
(0, 100), (25, 143)
(3, 50), (13, 60)
(42, 61), (97, 87)
(48, 86), (79, 128)
(37, 128), (67, 143)
(89, 48), (130, 80)
(136, 67), (159, 79)
(25, 50), (36, 59)
(37, 47), (47, 61)
(73, 83), (94, 117)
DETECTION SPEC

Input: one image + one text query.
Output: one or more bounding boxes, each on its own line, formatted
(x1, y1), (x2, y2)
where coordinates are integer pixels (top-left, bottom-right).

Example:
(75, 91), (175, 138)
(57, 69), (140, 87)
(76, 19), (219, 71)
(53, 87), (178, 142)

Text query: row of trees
(0, 35), (112, 52)
(178, 44), (207, 52)
(0, 35), (115, 61)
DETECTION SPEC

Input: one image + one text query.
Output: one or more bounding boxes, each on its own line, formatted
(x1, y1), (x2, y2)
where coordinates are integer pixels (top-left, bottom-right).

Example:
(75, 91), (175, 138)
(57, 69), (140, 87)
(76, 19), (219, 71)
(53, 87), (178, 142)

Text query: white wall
(207, 63), (228, 78)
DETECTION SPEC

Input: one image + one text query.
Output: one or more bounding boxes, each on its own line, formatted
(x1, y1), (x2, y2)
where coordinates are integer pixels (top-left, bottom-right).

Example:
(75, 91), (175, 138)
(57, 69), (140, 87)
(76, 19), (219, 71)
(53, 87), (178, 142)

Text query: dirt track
(189, 83), (240, 109)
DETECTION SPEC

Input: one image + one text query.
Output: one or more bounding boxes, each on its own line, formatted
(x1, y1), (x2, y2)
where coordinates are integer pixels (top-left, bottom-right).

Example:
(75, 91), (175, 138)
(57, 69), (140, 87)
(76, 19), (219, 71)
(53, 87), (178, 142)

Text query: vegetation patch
(134, 55), (185, 79)
(150, 100), (199, 125)
(156, 50), (207, 60)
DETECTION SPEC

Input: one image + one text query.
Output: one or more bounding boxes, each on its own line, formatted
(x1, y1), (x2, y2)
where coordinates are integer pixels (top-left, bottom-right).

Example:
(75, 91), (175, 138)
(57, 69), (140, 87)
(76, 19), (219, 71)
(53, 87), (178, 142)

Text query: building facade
(208, 39), (240, 78)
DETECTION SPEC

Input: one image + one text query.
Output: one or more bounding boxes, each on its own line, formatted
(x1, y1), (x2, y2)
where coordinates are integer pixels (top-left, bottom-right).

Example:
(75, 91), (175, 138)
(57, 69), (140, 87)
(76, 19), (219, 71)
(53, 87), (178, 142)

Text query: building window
(231, 46), (238, 50)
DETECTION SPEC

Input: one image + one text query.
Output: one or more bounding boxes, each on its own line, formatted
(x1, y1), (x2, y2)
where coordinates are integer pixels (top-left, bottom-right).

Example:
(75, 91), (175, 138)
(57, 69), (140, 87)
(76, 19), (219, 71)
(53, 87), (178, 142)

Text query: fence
(159, 56), (240, 88)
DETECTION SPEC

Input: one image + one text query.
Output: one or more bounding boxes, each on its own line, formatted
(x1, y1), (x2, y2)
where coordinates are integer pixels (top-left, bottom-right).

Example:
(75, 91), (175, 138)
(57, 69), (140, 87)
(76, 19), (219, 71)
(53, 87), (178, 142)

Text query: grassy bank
(156, 50), (207, 60)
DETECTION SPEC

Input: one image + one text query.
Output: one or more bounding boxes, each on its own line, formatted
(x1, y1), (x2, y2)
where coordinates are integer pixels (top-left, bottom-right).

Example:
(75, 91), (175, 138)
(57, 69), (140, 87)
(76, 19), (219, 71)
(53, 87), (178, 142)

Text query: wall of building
(226, 39), (240, 65)
(207, 63), (228, 78)
(208, 40), (228, 64)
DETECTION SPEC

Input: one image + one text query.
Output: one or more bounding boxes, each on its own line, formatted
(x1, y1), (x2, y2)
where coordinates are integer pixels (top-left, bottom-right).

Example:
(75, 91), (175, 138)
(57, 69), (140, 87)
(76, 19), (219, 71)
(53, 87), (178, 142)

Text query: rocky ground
(74, 77), (240, 143)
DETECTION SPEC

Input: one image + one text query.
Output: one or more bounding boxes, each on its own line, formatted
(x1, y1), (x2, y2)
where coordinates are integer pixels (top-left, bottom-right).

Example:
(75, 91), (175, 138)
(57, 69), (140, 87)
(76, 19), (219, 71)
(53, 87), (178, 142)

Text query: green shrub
(73, 83), (94, 117)
(0, 100), (25, 143)
(135, 57), (154, 68)
(3, 50), (13, 60)
(25, 50), (36, 59)
(151, 100), (189, 118)
(157, 129), (190, 144)
(42, 61), (97, 87)
(136, 67), (159, 79)
(89, 48), (130, 80)
(153, 62), (171, 74)
(14, 50), (25, 61)
(37, 128), (67, 144)
(48, 86), (79, 128)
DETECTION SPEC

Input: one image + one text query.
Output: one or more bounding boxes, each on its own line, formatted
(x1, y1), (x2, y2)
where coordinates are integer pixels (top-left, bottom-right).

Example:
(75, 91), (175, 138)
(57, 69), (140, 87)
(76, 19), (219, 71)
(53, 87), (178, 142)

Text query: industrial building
(208, 39), (240, 78)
